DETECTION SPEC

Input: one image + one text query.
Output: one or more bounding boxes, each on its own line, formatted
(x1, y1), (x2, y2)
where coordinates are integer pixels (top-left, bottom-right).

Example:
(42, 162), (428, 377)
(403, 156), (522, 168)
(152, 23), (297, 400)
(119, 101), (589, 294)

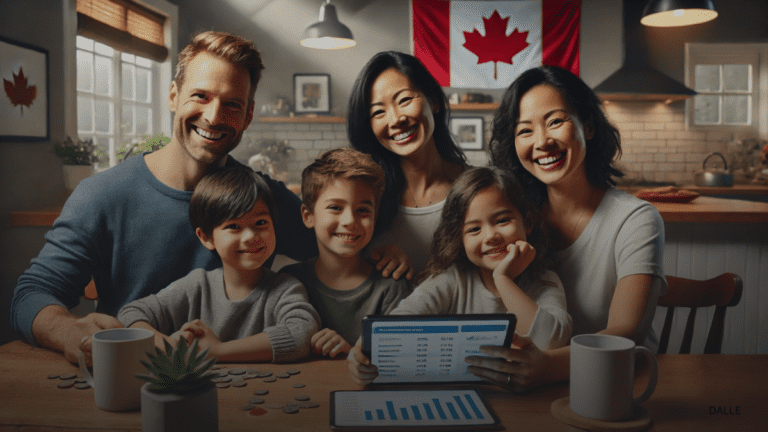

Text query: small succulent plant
(136, 337), (217, 394)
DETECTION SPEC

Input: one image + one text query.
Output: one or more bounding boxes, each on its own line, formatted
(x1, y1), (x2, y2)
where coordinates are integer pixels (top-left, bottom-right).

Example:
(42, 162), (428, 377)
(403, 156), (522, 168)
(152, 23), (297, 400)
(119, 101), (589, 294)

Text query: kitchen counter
(9, 195), (768, 227)
(619, 184), (768, 196)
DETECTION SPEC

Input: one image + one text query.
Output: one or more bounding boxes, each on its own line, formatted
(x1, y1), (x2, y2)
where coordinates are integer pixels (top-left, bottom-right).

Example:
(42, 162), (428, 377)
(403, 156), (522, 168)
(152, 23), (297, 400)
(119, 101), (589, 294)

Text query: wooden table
(0, 341), (765, 431)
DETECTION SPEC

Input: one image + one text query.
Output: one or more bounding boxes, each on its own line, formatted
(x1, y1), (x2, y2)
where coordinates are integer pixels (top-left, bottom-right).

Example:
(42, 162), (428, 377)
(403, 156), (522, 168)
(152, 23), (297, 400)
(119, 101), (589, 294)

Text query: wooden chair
(658, 273), (743, 354)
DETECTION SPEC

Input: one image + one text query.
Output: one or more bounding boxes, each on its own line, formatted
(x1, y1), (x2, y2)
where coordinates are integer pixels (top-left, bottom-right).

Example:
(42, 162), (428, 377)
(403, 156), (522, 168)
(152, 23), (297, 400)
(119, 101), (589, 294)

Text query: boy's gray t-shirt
(280, 259), (412, 344)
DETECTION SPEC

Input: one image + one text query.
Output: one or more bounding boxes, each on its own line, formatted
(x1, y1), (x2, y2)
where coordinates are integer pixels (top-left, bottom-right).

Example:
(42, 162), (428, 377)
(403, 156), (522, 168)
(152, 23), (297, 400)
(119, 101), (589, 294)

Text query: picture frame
(293, 73), (330, 114)
(0, 36), (49, 142)
(450, 117), (484, 150)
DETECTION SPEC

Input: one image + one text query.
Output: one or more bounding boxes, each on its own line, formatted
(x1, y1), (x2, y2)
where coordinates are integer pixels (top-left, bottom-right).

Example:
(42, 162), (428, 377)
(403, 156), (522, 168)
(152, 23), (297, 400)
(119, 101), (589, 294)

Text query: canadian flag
(412, 0), (580, 88)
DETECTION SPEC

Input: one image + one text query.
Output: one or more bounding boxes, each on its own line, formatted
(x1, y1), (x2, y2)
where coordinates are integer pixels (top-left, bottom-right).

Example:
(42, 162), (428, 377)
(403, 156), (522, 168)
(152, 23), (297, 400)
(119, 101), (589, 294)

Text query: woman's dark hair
(190, 166), (277, 237)
(347, 51), (466, 233)
(418, 166), (550, 288)
(489, 65), (623, 205)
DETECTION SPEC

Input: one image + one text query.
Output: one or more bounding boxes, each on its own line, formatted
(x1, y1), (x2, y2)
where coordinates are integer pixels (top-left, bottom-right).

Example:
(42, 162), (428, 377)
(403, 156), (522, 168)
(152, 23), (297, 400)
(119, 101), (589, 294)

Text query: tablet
(362, 314), (516, 384)
(330, 389), (502, 431)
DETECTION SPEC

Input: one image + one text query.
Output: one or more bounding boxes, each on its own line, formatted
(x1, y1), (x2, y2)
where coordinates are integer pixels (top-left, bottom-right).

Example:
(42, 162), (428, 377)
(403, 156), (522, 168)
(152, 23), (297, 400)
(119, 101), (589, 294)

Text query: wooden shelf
(257, 116), (345, 123)
(450, 102), (499, 111)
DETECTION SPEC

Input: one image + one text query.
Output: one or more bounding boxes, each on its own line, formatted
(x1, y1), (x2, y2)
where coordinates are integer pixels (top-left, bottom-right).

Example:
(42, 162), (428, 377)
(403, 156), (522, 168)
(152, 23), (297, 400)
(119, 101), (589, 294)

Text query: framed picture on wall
(0, 36), (49, 141)
(294, 73), (330, 114)
(450, 117), (484, 150)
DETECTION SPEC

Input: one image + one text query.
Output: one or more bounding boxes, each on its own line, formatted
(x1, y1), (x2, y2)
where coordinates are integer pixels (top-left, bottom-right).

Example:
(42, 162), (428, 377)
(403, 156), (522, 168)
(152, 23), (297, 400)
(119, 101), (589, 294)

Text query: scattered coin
(291, 383), (305, 388)
(249, 397), (265, 404)
(256, 371), (272, 378)
(219, 376), (232, 383)
(294, 395), (310, 401)
(211, 365), (223, 370)
(231, 380), (247, 388)
(74, 378), (87, 384)
(59, 373), (77, 380)
(265, 403), (284, 409)
(74, 383), (91, 389)
(216, 371), (229, 378)
(57, 380), (75, 389)
(244, 373), (258, 380)
(283, 405), (299, 414)
(249, 407), (268, 416)
(253, 389), (269, 395)
(241, 403), (256, 411)
(263, 377), (277, 383)
(215, 383), (230, 389)
(276, 372), (290, 379)
(47, 374), (60, 379)
(286, 369), (301, 375)
(229, 368), (246, 375)
(246, 368), (258, 375)
(299, 401), (320, 409)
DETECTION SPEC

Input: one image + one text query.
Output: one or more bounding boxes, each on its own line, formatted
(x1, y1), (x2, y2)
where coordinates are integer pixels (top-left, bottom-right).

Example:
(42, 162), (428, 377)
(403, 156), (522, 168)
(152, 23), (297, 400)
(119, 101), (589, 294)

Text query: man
(11, 31), (317, 365)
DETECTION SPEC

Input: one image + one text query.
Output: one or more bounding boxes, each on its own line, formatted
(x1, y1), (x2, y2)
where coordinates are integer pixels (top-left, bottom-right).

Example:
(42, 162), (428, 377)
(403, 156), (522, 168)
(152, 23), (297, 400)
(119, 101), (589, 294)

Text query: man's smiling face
(168, 51), (254, 166)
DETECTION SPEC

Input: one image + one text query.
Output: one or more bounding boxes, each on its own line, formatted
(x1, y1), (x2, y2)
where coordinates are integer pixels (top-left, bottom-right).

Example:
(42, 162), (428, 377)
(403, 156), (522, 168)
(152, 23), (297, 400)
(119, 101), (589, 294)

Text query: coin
(211, 365), (223, 370)
(286, 369), (300, 375)
(74, 383), (91, 389)
(215, 383), (230, 389)
(47, 374), (60, 379)
(57, 380), (75, 389)
(265, 403), (284, 409)
(283, 406), (299, 414)
(249, 397), (265, 404)
(294, 395), (310, 401)
(253, 389), (269, 395)
(244, 373), (258, 380)
(59, 373), (77, 380)
(263, 377), (277, 383)
(219, 376), (232, 383)
(229, 368), (246, 375)
(299, 401), (320, 409)
(276, 372), (290, 379)
(241, 403), (256, 411)
(256, 371), (272, 378)
(231, 380), (247, 388)
(291, 383), (305, 388)
(246, 368), (258, 374)
(74, 378), (87, 384)
(216, 371), (229, 378)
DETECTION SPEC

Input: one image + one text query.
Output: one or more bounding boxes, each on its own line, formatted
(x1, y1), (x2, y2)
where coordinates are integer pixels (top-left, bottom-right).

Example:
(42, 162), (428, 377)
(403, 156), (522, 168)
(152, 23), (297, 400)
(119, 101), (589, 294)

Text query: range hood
(593, 0), (696, 102)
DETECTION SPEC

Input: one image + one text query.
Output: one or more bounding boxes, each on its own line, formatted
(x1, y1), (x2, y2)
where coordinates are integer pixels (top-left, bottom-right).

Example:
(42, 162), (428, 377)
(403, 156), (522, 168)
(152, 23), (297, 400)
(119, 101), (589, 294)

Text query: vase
(62, 165), (94, 191)
(140, 382), (218, 432)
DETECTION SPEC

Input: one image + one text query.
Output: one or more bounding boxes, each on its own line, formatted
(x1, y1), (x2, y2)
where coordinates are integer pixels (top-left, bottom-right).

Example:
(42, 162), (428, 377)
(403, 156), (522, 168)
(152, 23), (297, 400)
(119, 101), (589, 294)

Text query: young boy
(280, 148), (412, 358)
(117, 166), (320, 362)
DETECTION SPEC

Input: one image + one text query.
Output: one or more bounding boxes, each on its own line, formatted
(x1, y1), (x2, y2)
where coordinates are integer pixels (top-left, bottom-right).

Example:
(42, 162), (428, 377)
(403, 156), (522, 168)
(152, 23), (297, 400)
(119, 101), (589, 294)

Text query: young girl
(348, 167), (571, 384)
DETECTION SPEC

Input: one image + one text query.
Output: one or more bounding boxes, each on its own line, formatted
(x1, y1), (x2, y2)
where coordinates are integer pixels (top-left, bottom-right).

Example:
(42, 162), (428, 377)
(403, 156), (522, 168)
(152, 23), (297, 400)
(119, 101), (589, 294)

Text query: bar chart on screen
(330, 389), (501, 430)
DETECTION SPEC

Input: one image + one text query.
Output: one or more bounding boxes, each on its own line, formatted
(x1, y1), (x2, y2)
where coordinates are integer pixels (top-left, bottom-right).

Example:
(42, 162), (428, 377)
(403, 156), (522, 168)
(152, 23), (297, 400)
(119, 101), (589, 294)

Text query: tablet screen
(363, 315), (515, 384)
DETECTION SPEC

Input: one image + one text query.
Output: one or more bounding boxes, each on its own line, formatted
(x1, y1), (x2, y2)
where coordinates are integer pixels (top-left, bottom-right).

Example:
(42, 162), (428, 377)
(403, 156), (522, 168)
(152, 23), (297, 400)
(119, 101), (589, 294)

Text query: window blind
(77, 0), (168, 62)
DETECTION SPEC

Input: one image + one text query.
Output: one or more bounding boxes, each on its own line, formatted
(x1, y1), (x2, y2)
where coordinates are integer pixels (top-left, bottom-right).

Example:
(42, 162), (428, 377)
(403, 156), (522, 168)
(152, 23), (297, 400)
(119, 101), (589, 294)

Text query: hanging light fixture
(640, 0), (718, 27)
(300, 0), (356, 50)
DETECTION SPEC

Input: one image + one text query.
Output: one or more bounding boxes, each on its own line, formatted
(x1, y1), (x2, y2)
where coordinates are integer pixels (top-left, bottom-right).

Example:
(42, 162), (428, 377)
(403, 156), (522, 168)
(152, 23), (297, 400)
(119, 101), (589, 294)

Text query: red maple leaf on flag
(4, 67), (37, 116)
(462, 10), (530, 80)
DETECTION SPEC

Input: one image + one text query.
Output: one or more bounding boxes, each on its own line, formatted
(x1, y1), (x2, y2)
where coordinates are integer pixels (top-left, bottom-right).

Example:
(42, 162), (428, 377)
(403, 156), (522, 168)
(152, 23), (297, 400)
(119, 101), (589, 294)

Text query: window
(685, 43), (768, 136)
(77, 35), (158, 167)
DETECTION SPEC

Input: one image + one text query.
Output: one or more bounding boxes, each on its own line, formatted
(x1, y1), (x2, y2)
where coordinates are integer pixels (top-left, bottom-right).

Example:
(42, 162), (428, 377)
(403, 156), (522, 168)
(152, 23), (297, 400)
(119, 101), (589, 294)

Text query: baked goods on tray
(635, 186), (700, 203)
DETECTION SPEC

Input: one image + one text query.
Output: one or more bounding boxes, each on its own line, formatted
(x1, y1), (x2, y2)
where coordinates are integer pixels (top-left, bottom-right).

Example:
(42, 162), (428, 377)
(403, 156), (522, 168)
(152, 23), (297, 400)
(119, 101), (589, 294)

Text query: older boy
(118, 166), (320, 362)
(280, 149), (412, 358)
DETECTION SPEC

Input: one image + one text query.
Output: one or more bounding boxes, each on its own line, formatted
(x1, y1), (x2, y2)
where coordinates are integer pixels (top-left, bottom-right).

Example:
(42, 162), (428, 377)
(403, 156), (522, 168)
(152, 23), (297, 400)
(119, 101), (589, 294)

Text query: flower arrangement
(136, 337), (216, 394)
(119, 134), (171, 162)
(54, 136), (99, 166)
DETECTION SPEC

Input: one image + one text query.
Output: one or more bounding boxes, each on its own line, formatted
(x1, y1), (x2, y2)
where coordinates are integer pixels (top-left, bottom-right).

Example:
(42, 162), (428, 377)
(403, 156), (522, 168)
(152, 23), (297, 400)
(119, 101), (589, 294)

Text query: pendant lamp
(641, 0), (718, 27)
(300, 0), (356, 50)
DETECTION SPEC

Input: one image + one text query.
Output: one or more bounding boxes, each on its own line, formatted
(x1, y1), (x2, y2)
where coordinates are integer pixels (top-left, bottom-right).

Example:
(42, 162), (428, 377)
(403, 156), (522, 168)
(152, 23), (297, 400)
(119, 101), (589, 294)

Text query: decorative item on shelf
(450, 117), (484, 150)
(300, 0), (356, 50)
(260, 96), (293, 117)
(137, 338), (218, 432)
(640, 0), (717, 27)
(55, 136), (98, 191)
(459, 93), (493, 103)
(118, 134), (171, 163)
(294, 73), (331, 114)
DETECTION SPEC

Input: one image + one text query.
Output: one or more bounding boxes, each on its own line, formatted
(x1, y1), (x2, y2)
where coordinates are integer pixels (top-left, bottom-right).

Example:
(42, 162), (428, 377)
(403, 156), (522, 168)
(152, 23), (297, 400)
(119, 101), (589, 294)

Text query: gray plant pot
(141, 382), (218, 432)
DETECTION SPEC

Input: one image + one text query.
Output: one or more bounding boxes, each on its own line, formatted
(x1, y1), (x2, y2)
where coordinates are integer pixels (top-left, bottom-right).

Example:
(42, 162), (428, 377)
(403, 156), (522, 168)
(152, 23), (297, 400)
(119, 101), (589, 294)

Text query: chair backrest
(658, 273), (743, 354)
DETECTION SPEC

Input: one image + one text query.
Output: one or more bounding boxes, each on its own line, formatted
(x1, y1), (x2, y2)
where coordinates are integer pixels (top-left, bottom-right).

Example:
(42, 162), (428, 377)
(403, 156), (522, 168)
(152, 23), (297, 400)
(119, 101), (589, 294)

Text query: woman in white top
(465, 65), (666, 392)
(347, 51), (467, 278)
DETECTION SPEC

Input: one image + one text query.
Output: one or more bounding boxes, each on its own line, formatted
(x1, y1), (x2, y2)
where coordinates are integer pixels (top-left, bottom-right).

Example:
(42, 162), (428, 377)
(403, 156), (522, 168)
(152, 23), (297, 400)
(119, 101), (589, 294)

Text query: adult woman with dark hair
(347, 51), (467, 278)
(464, 65), (666, 392)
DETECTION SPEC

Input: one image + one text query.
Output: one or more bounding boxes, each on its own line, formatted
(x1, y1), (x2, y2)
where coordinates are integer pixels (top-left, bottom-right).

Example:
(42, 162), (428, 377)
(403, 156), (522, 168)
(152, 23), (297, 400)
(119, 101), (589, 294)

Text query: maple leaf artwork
(3, 67), (37, 116)
(463, 10), (530, 80)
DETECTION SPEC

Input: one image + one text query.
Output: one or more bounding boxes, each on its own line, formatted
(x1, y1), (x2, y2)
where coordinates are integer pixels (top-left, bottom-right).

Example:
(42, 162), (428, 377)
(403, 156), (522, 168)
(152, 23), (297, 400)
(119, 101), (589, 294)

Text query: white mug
(77, 328), (155, 411)
(569, 334), (658, 421)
